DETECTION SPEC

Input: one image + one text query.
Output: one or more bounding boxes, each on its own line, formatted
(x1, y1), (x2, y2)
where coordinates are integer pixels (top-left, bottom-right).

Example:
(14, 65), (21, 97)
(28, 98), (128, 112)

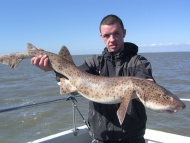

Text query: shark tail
(0, 43), (36, 68)
(0, 53), (26, 68)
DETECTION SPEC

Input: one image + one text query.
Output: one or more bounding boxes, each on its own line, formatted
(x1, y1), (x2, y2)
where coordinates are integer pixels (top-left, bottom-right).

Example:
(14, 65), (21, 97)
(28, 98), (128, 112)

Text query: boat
(1, 96), (189, 143)
(28, 96), (190, 143)
(29, 125), (190, 143)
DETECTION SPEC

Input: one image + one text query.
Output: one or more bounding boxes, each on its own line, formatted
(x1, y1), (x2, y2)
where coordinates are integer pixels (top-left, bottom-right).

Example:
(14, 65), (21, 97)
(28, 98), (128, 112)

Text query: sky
(0, 0), (190, 55)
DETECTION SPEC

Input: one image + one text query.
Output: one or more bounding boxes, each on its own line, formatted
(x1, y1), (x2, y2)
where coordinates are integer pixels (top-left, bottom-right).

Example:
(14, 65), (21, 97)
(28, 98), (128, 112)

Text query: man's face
(100, 22), (126, 53)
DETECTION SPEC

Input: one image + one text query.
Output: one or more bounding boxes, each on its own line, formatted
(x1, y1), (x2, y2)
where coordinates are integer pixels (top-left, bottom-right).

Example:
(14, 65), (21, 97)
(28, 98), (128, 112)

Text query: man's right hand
(31, 55), (53, 71)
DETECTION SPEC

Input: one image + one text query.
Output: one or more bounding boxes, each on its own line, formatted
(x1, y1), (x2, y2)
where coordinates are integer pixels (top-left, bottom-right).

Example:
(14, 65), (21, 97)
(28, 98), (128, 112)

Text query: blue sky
(0, 0), (189, 55)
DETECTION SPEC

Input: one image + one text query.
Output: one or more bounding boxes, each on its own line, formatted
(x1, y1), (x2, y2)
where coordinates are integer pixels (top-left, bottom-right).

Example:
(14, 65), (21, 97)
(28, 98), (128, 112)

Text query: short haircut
(99, 14), (124, 32)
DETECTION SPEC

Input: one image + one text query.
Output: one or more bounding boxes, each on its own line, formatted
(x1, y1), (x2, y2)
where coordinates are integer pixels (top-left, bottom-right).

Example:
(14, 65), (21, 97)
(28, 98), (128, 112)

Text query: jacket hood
(102, 42), (138, 58)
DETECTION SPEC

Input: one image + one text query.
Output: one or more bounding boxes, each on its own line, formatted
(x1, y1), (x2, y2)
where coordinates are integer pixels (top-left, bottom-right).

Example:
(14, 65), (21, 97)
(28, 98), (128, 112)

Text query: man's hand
(31, 55), (53, 71)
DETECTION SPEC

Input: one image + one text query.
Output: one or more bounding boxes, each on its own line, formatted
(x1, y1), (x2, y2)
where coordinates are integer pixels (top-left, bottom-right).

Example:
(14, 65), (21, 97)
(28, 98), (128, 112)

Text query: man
(31, 14), (155, 143)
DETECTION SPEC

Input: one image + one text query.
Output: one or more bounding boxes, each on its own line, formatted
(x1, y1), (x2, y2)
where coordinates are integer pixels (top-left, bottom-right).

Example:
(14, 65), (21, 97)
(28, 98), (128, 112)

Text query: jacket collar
(102, 42), (138, 59)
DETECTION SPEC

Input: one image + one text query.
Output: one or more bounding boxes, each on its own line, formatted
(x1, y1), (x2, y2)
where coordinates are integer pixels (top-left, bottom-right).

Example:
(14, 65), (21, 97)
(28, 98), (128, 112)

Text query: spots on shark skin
(106, 93), (110, 97)
(83, 90), (89, 95)
(58, 66), (63, 71)
(111, 90), (115, 94)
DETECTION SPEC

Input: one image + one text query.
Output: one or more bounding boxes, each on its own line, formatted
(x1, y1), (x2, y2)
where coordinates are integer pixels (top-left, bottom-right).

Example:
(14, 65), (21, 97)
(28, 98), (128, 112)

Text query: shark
(0, 43), (186, 125)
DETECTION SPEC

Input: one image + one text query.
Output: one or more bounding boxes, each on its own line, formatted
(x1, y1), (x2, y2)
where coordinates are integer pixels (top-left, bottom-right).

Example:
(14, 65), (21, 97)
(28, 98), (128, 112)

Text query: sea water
(0, 52), (189, 142)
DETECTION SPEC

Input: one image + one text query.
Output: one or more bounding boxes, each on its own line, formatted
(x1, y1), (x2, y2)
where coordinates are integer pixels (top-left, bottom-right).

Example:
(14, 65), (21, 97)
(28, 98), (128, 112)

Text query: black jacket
(78, 42), (155, 141)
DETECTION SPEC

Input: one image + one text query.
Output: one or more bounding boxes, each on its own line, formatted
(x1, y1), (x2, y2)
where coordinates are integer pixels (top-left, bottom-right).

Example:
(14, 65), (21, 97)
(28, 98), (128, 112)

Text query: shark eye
(160, 94), (171, 101)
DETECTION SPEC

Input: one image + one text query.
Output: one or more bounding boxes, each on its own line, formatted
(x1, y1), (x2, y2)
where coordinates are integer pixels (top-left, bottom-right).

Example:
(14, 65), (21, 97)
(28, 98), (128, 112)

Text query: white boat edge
(28, 125), (190, 143)
(28, 125), (91, 143)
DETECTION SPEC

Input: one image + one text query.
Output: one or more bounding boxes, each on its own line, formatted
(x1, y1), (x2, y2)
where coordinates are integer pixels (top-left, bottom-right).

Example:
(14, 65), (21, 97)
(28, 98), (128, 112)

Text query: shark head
(137, 83), (186, 114)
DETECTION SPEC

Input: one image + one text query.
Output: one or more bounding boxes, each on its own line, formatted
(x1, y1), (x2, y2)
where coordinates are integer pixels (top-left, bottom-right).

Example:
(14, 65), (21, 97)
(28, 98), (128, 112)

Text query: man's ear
(123, 29), (126, 38)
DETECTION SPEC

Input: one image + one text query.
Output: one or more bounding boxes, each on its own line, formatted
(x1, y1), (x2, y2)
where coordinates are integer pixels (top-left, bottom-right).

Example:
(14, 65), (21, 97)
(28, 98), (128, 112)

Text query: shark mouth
(146, 103), (180, 114)
(164, 109), (178, 114)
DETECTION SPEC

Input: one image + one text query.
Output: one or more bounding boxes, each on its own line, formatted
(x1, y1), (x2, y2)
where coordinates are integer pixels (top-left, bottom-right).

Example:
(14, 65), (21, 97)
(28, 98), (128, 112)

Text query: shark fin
(27, 43), (45, 55)
(58, 46), (77, 95)
(58, 45), (75, 64)
(117, 90), (134, 125)
(27, 43), (38, 50)
(59, 78), (78, 95)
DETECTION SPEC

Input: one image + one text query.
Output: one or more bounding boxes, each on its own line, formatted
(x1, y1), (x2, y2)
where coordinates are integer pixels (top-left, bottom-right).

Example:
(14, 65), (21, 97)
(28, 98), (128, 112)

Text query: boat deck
(29, 125), (190, 143)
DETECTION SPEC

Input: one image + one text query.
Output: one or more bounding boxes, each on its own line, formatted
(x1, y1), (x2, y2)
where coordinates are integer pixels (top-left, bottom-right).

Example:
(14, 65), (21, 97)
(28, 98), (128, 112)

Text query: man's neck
(110, 46), (124, 55)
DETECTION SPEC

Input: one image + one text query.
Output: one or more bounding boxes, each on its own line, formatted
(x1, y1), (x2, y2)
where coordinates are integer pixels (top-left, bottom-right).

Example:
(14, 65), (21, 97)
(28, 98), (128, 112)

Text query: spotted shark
(0, 43), (186, 125)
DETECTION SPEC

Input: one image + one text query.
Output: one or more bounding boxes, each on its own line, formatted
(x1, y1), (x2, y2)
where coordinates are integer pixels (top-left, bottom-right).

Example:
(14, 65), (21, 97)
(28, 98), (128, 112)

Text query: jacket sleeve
(134, 55), (156, 82)
(78, 55), (100, 75)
